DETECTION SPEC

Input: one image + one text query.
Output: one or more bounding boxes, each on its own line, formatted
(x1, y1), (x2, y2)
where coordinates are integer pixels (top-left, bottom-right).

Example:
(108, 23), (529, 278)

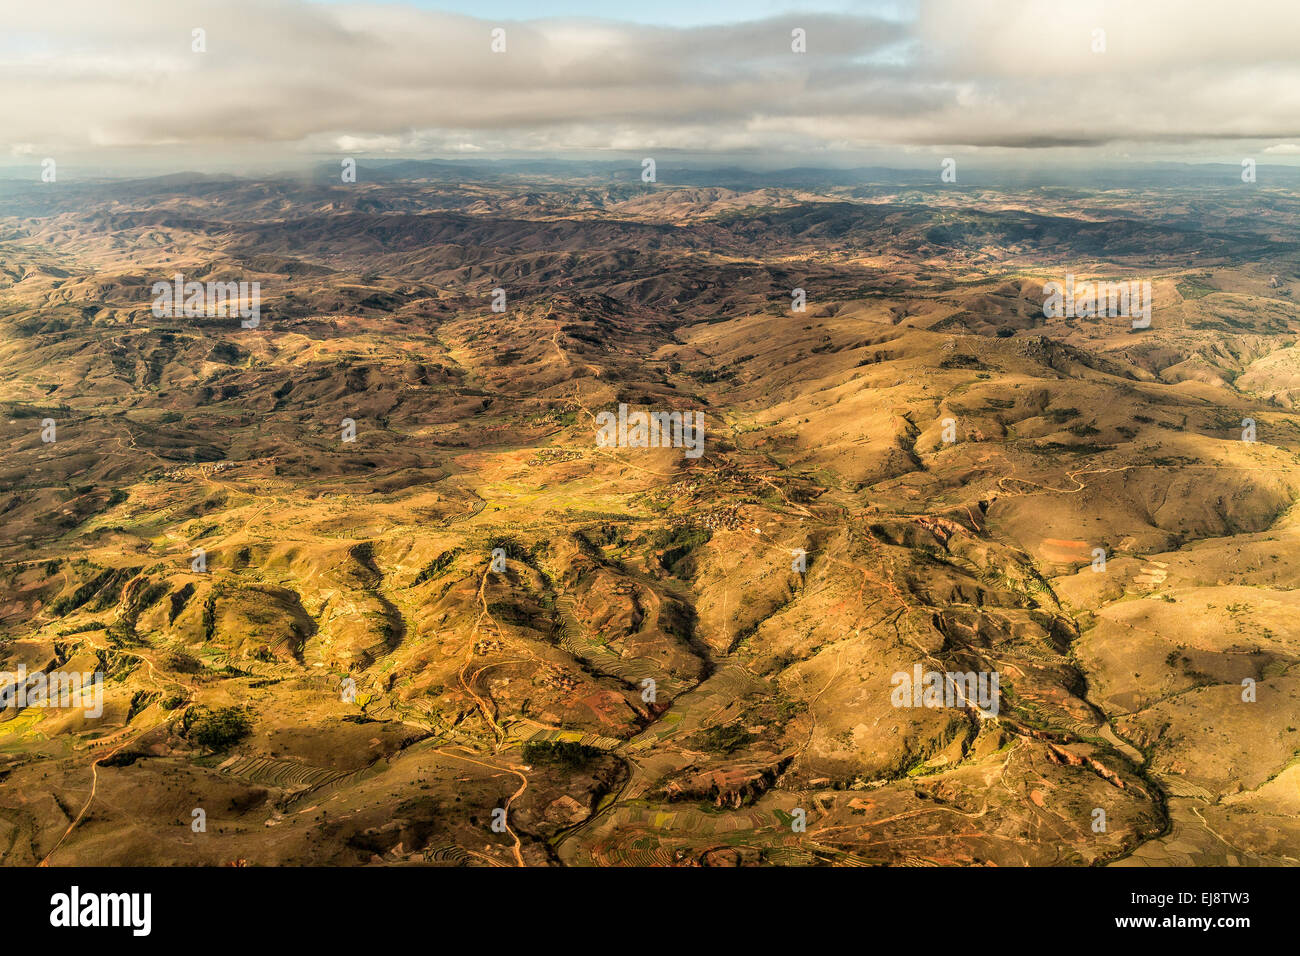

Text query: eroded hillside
(0, 172), (1296, 866)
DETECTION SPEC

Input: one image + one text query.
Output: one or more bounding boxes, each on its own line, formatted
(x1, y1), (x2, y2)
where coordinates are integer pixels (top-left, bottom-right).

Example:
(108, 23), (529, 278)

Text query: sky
(4, 0), (1300, 172)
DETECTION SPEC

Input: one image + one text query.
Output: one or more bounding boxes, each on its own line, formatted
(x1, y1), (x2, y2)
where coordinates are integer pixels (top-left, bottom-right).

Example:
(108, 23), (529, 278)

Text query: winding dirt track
(38, 636), (200, 866)
(433, 747), (528, 868)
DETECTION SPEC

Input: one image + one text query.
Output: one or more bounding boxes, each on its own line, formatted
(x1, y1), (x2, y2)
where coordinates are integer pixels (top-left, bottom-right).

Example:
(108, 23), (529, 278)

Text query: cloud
(335, 134), (404, 153)
(4, 0), (1300, 165)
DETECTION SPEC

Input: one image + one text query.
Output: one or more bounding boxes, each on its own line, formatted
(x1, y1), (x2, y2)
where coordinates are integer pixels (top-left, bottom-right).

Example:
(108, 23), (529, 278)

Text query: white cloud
(4, 0), (1299, 165)
(335, 134), (405, 153)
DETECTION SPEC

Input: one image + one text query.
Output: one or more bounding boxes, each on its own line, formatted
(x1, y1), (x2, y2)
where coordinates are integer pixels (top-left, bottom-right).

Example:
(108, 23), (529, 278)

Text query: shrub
(521, 740), (603, 769)
(185, 706), (252, 752)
